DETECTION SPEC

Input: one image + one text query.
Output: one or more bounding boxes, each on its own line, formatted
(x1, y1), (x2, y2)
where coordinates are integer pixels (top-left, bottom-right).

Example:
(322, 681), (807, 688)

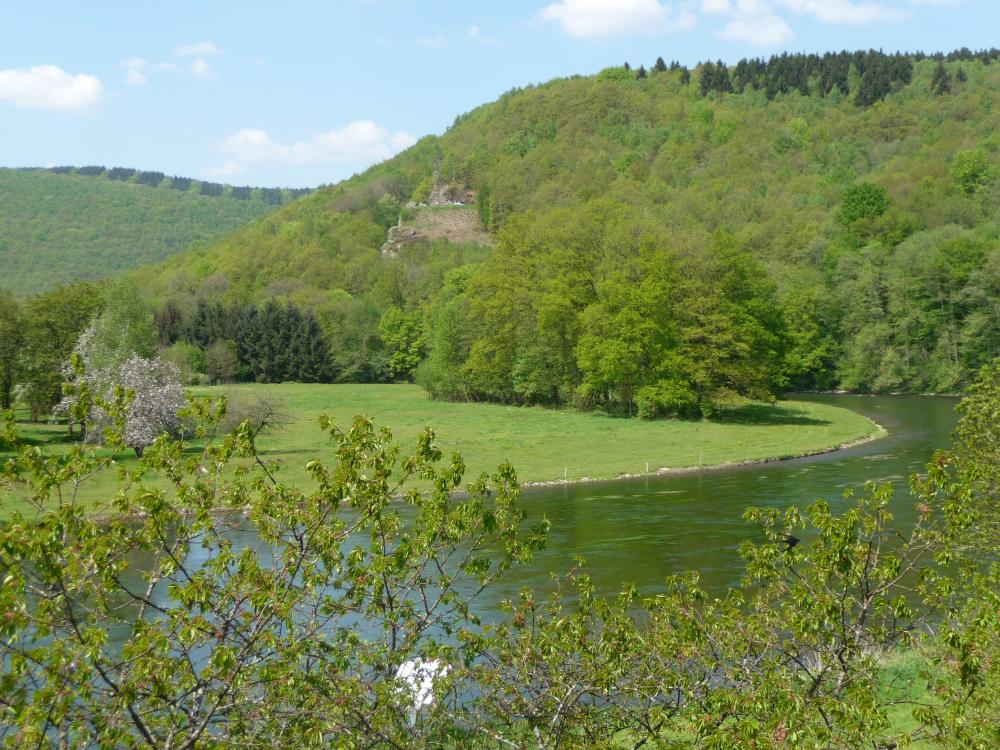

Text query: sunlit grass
(2, 383), (882, 517)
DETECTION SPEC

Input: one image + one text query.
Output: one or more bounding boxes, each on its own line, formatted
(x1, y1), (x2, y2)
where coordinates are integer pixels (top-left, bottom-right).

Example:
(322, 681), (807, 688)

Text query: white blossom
(118, 356), (185, 453)
(56, 351), (185, 455)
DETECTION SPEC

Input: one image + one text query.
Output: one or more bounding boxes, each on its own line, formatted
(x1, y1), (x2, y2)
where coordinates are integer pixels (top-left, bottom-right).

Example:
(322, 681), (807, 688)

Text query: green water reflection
(477, 394), (959, 608)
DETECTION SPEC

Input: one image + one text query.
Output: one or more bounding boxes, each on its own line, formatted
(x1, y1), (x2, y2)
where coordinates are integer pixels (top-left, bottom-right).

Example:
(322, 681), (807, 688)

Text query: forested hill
(0, 167), (310, 294)
(133, 49), (999, 407)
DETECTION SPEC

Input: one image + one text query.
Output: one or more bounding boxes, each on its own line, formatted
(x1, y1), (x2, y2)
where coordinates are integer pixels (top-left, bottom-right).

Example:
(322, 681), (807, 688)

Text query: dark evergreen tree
(698, 61), (716, 96)
(679, 67), (690, 85)
(107, 167), (137, 181)
(855, 57), (891, 107)
(137, 171), (165, 187)
(199, 181), (225, 197)
(154, 302), (184, 346)
(714, 60), (733, 93)
(931, 62), (952, 95)
(260, 187), (284, 205)
(956, 67), (967, 83)
(170, 176), (193, 191)
(636, 65), (647, 79)
(653, 57), (667, 73)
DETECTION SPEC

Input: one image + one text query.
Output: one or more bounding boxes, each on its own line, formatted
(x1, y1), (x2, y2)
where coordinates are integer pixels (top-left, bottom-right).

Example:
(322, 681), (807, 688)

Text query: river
(470, 394), (960, 610)
(16, 394), (963, 681)
(106, 394), (960, 641)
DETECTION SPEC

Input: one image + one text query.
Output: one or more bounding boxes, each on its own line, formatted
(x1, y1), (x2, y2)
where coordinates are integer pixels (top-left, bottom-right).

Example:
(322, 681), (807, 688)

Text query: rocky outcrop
(380, 224), (420, 257)
(426, 183), (475, 206)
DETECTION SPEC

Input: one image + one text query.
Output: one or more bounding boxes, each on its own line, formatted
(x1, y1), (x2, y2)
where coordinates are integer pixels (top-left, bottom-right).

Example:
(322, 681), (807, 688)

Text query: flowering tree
(117, 355), (185, 456)
(57, 349), (184, 456)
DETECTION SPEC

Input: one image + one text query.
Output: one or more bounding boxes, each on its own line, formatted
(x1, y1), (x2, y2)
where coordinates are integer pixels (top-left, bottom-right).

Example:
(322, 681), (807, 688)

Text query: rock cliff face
(380, 201), (493, 257)
(380, 224), (420, 257)
(426, 183), (474, 206)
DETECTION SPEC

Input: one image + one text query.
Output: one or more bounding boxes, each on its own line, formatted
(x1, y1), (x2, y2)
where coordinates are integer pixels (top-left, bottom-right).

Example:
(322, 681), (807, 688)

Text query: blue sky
(1, 0), (995, 187)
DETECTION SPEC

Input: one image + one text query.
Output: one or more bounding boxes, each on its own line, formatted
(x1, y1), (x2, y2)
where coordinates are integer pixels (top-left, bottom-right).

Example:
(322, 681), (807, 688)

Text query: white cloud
(698, 0), (904, 46)
(175, 41), (223, 57)
(720, 12), (793, 44)
(701, 0), (731, 12)
(775, 0), (904, 23)
(148, 43), (221, 82)
(416, 30), (446, 48)
(0, 65), (102, 110)
(468, 24), (498, 44)
(539, 0), (695, 38)
(207, 122), (418, 177)
(189, 58), (214, 79)
(120, 58), (148, 86)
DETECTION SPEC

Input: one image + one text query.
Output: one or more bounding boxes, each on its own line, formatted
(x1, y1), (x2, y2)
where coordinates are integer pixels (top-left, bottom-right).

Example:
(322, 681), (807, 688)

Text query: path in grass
(3, 384), (883, 516)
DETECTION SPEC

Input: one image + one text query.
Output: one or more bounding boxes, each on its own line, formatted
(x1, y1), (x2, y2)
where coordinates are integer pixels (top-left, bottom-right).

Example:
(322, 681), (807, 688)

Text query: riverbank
(521, 419), (885, 490)
(3, 384), (883, 516)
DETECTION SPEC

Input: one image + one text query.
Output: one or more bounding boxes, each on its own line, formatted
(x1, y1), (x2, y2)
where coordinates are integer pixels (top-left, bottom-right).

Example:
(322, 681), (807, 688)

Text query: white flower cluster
(118, 356), (185, 452)
(56, 350), (184, 453)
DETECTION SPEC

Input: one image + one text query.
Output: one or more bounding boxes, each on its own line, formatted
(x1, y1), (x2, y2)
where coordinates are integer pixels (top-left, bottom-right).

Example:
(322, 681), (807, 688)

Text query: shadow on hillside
(712, 403), (830, 427)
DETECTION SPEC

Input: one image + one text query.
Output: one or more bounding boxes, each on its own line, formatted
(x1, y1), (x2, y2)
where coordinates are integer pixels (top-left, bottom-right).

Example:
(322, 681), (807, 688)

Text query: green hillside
(131, 51), (999, 405)
(0, 168), (306, 294)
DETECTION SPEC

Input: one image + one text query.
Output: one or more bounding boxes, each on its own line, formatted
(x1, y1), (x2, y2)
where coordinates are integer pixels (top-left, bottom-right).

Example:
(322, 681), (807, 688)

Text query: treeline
(624, 48), (1000, 107)
(0, 280), (342, 424)
(156, 300), (334, 384)
(19, 166), (312, 205)
(0, 168), (285, 294)
(133, 49), (999, 407)
(417, 204), (787, 417)
(0, 283), (104, 419)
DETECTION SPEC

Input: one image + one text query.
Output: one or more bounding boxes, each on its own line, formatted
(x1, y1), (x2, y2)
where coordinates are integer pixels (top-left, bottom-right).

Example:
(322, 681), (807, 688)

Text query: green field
(3, 384), (882, 516)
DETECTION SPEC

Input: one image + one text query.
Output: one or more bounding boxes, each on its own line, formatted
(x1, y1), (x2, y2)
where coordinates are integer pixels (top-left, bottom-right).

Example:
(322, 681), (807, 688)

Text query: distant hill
(130, 49), (1000, 398)
(0, 167), (312, 294)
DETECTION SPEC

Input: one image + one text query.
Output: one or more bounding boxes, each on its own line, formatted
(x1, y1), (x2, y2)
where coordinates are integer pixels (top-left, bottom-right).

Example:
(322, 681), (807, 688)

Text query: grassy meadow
(2, 384), (882, 517)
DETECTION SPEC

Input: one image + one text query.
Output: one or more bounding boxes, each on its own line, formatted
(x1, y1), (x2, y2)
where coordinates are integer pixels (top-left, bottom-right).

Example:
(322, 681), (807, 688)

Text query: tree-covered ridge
(129, 51), (998, 405)
(637, 48), (1000, 105)
(26, 164), (313, 203)
(0, 168), (294, 294)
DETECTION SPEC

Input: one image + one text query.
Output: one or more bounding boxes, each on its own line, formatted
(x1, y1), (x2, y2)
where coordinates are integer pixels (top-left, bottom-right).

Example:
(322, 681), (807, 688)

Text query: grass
(2, 383), (882, 517)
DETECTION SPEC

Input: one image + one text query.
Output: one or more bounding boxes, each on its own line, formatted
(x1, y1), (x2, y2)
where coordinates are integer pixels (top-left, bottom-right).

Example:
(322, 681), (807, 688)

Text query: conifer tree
(699, 61), (716, 95)
(654, 57), (667, 73)
(931, 61), (952, 95)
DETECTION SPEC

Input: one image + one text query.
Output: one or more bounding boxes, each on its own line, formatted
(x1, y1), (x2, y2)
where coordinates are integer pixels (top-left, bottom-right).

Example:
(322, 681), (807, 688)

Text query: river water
(180, 395), (959, 618)
(18, 395), (963, 673)
(469, 394), (960, 611)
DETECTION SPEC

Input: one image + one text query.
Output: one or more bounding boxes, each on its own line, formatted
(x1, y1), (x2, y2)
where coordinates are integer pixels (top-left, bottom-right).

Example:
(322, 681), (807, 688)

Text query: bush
(161, 341), (206, 384)
(838, 182), (891, 225)
(635, 379), (701, 419)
